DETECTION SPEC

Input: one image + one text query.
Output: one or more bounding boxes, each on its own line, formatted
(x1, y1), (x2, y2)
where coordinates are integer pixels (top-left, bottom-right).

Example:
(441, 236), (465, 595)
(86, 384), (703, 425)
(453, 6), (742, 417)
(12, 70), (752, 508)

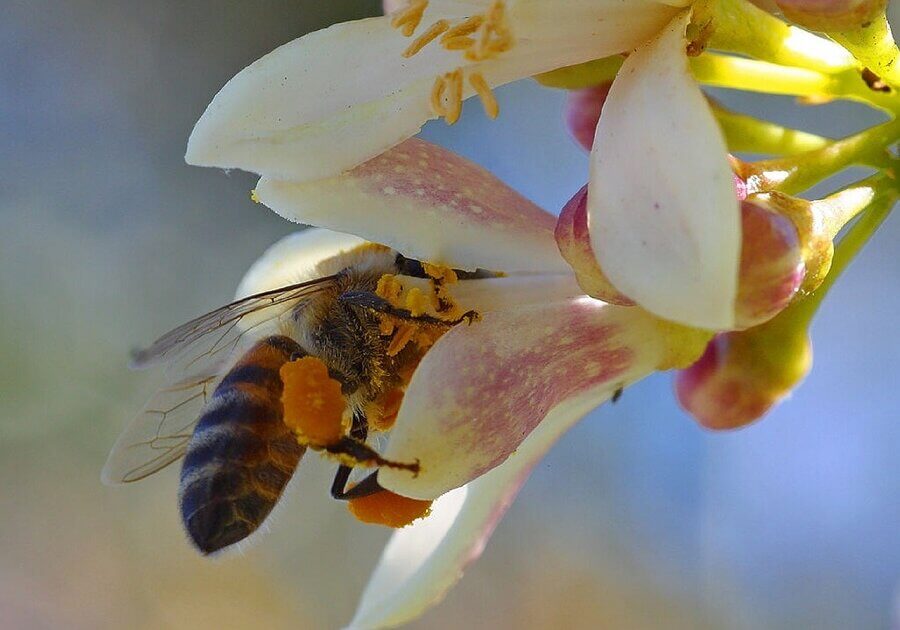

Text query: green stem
(742, 117), (900, 195)
(702, 0), (857, 73)
(831, 14), (900, 89)
(691, 53), (900, 113)
(789, 187), (898, 326)
(711, 102), (831, 156)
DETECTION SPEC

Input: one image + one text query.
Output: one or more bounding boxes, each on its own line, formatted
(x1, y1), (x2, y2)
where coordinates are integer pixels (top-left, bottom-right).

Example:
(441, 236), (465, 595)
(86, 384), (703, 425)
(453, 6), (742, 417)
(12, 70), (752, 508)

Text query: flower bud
(750, 186), (875, 292)
(775, 0), (888, 31)
(675, 320), (812, 430)
(734, 199), (806, 329)
(554, 185), (634, 305)
(564, 83), (612, 151)
(556, 180), (805, 326)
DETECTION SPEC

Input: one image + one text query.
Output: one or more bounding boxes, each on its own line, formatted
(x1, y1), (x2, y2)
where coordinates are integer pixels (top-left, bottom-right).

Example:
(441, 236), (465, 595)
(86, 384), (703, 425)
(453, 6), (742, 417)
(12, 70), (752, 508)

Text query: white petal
(379, 300), (666, 499)
(187, 4), (685, 181)
(588, 11), (741, 330)
(235, 228), (365, 299)
(348, 388), (604, 630)
(256, 139), (569, 273)
(186, 16), (451, 181)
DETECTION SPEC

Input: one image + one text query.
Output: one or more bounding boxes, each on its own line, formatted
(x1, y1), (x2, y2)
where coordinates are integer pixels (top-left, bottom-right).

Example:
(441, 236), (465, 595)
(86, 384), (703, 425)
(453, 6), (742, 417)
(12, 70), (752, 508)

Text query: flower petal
(187, 3), (686, 180)
(186, 16), (454, 181)
(256, 139), (568, 273)
(588, 11), (741, 330)
(235, 228), (365, 299)
(347, 388), (605, 630)
(378, 300), (667, 499)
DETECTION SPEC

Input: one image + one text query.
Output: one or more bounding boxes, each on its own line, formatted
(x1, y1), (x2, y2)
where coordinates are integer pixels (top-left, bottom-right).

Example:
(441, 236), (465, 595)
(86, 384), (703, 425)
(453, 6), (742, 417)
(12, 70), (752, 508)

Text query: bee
(103, 240), (481, 554)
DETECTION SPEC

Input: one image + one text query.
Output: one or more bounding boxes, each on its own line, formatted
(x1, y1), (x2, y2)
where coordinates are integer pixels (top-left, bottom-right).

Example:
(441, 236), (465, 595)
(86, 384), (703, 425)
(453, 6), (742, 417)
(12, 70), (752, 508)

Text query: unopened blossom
(675, 318), (812, 430)
(564, 83), (612, 151)
(232, 139), (711, 627)
(556, 181), (806, 329)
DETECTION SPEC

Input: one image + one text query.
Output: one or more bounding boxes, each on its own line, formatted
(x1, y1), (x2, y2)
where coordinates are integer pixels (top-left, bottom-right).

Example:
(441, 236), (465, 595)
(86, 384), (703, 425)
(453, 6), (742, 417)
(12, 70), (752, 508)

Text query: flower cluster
(182, 0), (898, 627)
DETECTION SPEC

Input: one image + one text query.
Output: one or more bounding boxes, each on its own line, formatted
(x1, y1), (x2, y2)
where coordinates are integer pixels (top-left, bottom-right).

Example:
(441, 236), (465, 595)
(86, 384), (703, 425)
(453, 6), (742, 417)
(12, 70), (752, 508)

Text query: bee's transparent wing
(102, 276), (339, 485)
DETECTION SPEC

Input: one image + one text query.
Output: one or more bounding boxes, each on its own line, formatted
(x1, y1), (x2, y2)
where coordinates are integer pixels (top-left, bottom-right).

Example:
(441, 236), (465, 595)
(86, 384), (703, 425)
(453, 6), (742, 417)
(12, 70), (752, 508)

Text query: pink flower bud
(564, 83), (612, 151)
(675, 323), (812, 430)
(556, 180), (805, 326)
(775, 0), (888, 31)
(555, 185), (634, 305)
(734, 200), (806, 329)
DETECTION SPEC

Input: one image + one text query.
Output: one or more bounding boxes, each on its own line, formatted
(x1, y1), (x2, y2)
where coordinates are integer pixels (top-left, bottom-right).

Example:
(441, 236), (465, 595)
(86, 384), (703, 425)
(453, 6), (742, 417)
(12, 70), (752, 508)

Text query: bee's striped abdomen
(179, 335), (305, 554)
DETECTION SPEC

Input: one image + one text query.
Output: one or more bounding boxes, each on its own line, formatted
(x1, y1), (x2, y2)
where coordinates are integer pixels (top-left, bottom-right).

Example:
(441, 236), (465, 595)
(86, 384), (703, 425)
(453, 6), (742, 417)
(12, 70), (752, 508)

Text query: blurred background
(2, 1), (898, 628)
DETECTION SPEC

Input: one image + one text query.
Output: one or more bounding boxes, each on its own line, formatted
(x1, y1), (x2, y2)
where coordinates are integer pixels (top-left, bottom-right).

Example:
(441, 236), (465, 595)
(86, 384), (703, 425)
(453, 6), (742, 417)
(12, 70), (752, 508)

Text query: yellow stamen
(440, 15), (484, 42)
(444, 68), (464, 125)
(441, 35), (476, 51)
(430, 75), (447, 117)
(390, 0), (429, 36)
(469, 72), (499, 119)
(403, 19), (449, 58)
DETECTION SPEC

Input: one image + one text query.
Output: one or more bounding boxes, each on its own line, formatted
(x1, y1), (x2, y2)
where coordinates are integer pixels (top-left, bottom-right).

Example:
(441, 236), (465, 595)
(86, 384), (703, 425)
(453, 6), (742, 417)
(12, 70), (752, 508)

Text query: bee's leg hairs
(394, 254), (499, 280)
(338, 290), (478, 326)
(325, 437), (420, 474)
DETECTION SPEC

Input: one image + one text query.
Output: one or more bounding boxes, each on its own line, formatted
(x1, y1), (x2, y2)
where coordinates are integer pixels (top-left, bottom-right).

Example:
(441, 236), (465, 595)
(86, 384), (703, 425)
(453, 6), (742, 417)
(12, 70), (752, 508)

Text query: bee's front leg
(339, 290), (477, 326)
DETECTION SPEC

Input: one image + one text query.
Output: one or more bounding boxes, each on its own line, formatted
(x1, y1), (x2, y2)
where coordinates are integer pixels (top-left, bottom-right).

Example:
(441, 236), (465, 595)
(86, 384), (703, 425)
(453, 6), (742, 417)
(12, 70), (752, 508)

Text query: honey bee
(103, 240), (480, 554)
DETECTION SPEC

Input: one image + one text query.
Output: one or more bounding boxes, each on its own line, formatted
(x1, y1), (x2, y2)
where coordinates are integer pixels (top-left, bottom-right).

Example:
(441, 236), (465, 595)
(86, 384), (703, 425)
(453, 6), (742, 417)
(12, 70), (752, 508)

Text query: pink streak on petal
(352, 138), (557, 234)
(380, 301), (663, 498)
(555, 185), (635, 305)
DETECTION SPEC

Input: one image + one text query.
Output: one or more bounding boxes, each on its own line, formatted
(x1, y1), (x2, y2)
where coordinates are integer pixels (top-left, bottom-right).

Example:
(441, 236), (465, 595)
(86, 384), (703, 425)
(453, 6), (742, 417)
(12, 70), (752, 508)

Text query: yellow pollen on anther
(444, 69), (464, 125)
(440, 15), (484, 43)
(430, 75), (447, 117)
(469, 72), (499, 119)
(441, 35), (476, 51)
(403, 19), (449, 58)
(390, 0), (429, 37)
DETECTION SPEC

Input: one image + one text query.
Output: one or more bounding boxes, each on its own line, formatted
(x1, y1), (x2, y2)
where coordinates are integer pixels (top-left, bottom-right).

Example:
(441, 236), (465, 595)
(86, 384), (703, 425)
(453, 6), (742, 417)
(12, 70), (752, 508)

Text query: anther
(440, 15), (484, 43)
(403, 19), (449, 58)
(445, 68), (464, 125)
(430, 75), (447, 117)
(469, 72), (499, 119)
(390, 0), (429, 37)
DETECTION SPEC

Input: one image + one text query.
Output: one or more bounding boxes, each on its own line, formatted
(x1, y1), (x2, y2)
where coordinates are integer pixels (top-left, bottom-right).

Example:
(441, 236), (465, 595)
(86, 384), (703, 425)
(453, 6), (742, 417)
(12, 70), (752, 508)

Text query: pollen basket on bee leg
(280, 357), (348, 446)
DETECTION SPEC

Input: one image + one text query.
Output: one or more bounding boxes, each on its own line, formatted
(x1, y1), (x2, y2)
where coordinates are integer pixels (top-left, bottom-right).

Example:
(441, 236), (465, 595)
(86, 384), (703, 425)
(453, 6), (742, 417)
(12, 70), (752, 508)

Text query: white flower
(185, 0), (743, 330)
(236, 139), (709, 628)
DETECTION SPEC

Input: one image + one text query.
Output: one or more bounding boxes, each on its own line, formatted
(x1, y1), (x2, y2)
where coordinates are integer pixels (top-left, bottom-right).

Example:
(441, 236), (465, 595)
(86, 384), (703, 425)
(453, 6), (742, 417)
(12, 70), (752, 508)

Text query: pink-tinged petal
(348, 391), (601, 629)
(565, 84), (612, 151)
(734, 201), (805, 329)
(256, 139), (569, 273)
(555, 185), (634, 305)
(379, 300), (667, 499)
(589, 11), (741, 330)
(675, 324), (812, 430)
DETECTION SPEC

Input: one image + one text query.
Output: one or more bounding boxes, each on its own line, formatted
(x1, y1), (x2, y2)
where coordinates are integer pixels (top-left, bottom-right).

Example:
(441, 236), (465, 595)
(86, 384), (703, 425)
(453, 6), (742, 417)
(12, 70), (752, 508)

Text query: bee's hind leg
(329, 410), (407, 500)
(338, 290), (477, 327)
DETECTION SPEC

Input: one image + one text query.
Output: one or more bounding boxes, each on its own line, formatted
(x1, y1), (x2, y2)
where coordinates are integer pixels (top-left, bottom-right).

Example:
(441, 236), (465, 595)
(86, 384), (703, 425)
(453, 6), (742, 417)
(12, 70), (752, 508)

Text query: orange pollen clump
(369, 387), (405, 432)
(348, 490), (433, 528)
(387, 323), (417, 357)
(423, 262), (458, 284)
(280, 357), (347, 447)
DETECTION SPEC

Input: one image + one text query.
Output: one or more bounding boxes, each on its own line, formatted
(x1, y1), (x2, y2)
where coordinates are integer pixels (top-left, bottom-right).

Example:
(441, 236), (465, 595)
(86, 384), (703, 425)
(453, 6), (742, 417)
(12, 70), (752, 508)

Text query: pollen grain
(280, 357), (347, 447)
(348, 490), (433, 528)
